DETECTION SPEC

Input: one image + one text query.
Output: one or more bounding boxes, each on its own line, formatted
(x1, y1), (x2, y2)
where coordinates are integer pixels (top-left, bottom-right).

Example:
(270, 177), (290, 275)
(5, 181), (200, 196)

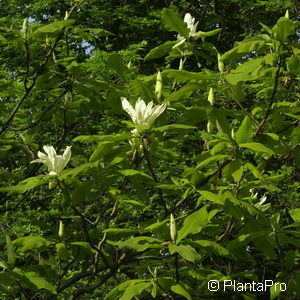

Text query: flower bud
(207, 120), (214, 133)
(64, 11), (69, 20)
(231, 128), (236, 140)
(218, 53), (224, 73)
(58, 220), (64, 237)
(208, 88), (214, 105)
(155, 71), (162, 101)
(22, 18), (28, 39)
(170, 214), (177, 243)
(285, 10), (289, 19)
(179, 58), (184, 70)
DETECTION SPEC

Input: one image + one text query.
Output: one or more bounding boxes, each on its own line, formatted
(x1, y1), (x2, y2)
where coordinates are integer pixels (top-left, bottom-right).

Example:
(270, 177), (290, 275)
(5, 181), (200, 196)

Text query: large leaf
(221, 35), (269, 62)
(272, 17), (296, 42)
(169, 243), (200, 262)
(120, 282), (151, 300)
(0, 176), (48, 194)
(104, 280), (148, 300)
(171, 284), (192, 300)
(13, 236), (51, 252)
(236, 116), (253, 144)
(34, 19), (75, 35)
(108, 237), (162, 252)
(144, 41), (178, 60)
(177, 206), (208, 243)
(192, 240), (234, 259)
(161, 8), (189, 38)
(239, 142), (274, 155)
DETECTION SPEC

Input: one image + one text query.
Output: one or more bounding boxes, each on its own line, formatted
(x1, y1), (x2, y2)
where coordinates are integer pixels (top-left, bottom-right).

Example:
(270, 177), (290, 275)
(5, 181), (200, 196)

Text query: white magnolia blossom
(31, 145), (71, 175)
(175, 13), (199, 47)
(121, 97), (166, 128)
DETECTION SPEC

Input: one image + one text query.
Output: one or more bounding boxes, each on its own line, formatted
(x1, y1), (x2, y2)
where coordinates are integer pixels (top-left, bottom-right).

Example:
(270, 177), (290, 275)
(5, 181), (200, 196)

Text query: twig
(255, 56), (282, 136)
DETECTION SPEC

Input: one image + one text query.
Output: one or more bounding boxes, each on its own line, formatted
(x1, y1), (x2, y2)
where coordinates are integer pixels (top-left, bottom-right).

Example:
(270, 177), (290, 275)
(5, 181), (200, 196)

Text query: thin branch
(255, 56), (282, 136)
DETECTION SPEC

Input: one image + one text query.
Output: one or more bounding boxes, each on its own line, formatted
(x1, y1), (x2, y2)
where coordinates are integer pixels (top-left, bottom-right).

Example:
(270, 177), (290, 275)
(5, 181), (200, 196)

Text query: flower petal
(135, 98), (147, 126)
(121, 97), (136, 123)
(146, 103), (166, 126)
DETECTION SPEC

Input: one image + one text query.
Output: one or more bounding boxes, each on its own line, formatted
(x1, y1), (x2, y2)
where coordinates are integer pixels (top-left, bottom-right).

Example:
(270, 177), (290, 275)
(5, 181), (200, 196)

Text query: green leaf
(198, 191), (224, 205)
(107, 53), (129, 78)
(270, 282), (283, 299)
(14, 268), (57, 294)
(119, 169), (153, 181)
(74, 133), (131, 143)
(222, 159), (243, 182)
(163, 70), (211, 82)
(236, 116), (253, 144)
(161, 8), (189, 38)
(192, 240), (234, 258)
(89, 141), (115, 162)
(144, 41), (178, 60)
(171, 284), (192, 300)
(164, 83), (204, 102)
(221, 35), (269, 62)
(104, 280), (147, 300)
(13, 236), (51, 252)
(154, 124), (196, 132)
(108, 237), (162, 252)
(195, 28), (221, 39)
(34, 19), (75, 35)
(56, 243), (70, 259)
(120, 282), (151, 300)
(0, 176), (49, 194)
(6, 235), (16, 267)
(239, 142), (274, 154)
(245, 163), (263, 179)
(177, 206), (208, 243)
(196, 154), (230, 169)
(289, 209), (300, 223)
(272, 17), (296, 42)
(169, 243), (200, 262)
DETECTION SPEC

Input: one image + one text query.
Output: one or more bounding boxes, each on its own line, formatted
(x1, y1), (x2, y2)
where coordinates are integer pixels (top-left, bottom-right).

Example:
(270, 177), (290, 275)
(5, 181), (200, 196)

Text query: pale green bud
(170, 214), (177, 243)
(64, 11), (69, 20)
(285, 10), (289, 19)
(155, 71), (162, 101)
(208, 88), (214, 105)
(218, 53), (224, 73)
(22, 18), (28, 39)
(207, 120), (214, 133)
(58, 220), (64, 237)
(179, 58), (184, 70)
(231, 128), (236, 140)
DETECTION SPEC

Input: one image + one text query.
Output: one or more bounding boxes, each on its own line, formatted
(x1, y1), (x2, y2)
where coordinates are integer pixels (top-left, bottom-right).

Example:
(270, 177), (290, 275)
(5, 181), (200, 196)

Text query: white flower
(258, 195), (267, 205)
(121, 97), (166, 128)
(175, 13), (199, 46)
(31, 145), (71, 175)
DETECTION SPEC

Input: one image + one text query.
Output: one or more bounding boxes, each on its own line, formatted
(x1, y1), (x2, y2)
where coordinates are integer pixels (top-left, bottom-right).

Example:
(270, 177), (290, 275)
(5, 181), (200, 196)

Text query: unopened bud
(58, 220), (64, 237)
(155, 71), (162, 101)
(64, 11), (69, 20)
(285, 10), (289, 19)
(231, 128), (236, 140)
(179, 58), (184, 70)
(207, 120), (214, 133)
(208, 88), (214, 105)
(22, 18), (28, 39)
(170, 214), (177, 243)
(218, 53), (224, 73)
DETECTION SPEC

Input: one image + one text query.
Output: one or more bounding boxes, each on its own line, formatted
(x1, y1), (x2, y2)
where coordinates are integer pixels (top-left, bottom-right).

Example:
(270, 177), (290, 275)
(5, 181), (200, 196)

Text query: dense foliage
(0, 0), (300, 299)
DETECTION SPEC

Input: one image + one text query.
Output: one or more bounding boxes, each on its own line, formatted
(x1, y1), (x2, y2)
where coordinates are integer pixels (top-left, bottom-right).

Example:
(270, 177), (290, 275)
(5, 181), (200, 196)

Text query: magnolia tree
(0, 2), (299, 300)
